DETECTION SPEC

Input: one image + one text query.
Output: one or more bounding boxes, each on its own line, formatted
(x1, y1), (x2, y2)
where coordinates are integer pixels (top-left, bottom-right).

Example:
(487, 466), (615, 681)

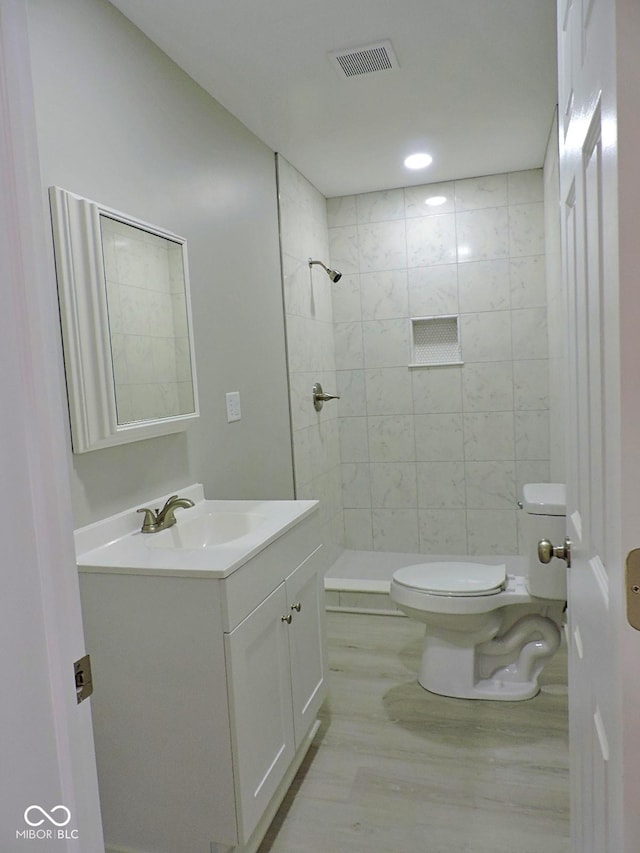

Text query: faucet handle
(137, 507), (159, 533)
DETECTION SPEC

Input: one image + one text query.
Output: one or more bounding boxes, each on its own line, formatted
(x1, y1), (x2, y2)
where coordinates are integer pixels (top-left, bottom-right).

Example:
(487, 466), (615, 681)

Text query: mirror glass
(49, 188), (199, 453)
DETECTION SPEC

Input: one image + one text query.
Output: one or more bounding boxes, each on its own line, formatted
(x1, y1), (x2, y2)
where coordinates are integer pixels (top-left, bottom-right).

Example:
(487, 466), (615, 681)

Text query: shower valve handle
(312, 382), (340, 411)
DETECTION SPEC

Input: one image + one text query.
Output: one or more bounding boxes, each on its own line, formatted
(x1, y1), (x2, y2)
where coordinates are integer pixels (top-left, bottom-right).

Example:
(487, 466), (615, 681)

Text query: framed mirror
(49, 187), (199, 453)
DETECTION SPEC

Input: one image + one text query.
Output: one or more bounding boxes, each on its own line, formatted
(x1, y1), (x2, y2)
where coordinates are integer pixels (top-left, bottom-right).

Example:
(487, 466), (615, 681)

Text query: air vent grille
(330, 40), (399, 78)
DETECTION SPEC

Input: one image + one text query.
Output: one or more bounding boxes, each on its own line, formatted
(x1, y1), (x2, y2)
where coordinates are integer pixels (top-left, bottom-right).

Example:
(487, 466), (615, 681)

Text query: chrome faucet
(137, 495), (195, 533)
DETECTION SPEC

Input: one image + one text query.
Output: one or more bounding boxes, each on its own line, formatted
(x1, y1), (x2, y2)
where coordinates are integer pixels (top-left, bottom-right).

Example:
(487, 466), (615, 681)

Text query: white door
(558, 0), (640, 848)
(0, 2), (103, 849)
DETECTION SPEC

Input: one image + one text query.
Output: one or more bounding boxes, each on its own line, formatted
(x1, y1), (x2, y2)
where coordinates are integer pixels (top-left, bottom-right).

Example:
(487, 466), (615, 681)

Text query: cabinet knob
(281, 614), (293, 624)
(291, 602), (302, 612)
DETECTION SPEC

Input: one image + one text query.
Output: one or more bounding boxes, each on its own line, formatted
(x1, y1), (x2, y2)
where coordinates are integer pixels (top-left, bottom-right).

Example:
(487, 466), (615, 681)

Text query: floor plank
(258, 612), (570, 853)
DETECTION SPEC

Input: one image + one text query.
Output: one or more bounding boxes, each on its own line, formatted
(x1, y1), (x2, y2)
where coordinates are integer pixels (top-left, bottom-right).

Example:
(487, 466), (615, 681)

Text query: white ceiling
(108, 0), (558, 198)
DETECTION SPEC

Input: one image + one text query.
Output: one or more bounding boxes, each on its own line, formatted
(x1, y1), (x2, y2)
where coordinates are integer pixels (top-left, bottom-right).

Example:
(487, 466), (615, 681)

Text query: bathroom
(3, 0), (640, 850)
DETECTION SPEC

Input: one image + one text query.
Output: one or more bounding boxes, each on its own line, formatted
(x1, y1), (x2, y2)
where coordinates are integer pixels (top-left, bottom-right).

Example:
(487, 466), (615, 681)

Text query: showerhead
(308, 258), (342, 283)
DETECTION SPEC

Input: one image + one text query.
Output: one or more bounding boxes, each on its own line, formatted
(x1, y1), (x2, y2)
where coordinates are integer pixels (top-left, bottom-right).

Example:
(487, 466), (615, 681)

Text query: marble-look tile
(511, 308), (548, 359)
(406, 214), (457, 267)
(463, 411), (515, 461)
(363, 319), (409, 368)
(359, 221), (407, 272)
(334, 321), (364, 370)
(329, 225), (360, 275)
(332, 273), (361, 323)
(465, 461), (517, 509)
(411, 365), (462, 414)
(336, 370), (367, 417)
(360, 270), (408, 320)
(460, 311), (512, 363)
(456, 207), (510, 262)
(367, 415), (416, 462)
(455, 173), (508, 211)
(458, 259), (510, 313)
(467, 509), (518, 555)
(326, 195), (357, 227)
(414, 413), (464, 461)
(365, 368), (413, 416)
(356, 189), (405, 223)
(508, 169), (544, 204)
(515, 461), (551, 497)
(371, 509), (420, 552)
(513, 360), (550, 410)
(404, 182), (456, 217)
(342, 509), (373, 550)
(418, 508), (468, 553)
(341, 463), (371, 508)
(510, 256), (547, 309)
(462, 361), (514, 412)
(370, 463), (417, 508)
(416, 461), (466, 508)
(339, 417), (370, 462)
(508, 203), (545, 257)
(515, 410), (550, 460)
(407, 264), (458, 316)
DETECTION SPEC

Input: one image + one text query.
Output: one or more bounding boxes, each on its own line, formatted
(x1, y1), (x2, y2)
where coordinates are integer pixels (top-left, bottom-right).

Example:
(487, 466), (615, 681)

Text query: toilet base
(417, 611), (562, 702)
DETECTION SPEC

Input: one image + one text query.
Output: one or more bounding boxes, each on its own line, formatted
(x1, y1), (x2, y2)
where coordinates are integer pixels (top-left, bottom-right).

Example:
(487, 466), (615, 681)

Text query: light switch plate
(225, 391), (241, 423)
(625, 549), (640, 630)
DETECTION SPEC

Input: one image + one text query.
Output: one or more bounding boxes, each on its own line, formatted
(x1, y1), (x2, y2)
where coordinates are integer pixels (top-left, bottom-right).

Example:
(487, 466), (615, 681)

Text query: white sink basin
(74, 487), (318, 578)
(146, 511), (268, 549)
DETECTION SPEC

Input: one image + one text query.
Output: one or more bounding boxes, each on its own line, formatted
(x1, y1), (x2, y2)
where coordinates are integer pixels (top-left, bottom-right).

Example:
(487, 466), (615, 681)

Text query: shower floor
(324, 549), (527, 614)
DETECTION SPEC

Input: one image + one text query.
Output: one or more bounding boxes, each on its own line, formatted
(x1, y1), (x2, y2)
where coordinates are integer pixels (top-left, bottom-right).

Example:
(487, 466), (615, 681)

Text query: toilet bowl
(389, 483), (567, 701)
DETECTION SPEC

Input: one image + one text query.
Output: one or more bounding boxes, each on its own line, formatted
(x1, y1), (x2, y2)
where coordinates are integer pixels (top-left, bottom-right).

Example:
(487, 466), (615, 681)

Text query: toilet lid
(392, 562), (506, 596)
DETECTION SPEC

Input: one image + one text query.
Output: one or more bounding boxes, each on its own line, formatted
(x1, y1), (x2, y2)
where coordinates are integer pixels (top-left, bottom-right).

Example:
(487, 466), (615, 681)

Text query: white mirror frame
(49, 187), (199, 453)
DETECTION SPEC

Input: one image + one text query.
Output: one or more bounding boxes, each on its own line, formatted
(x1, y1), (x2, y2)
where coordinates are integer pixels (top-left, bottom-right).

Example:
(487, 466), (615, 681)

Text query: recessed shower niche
(49, 187), (199, 452)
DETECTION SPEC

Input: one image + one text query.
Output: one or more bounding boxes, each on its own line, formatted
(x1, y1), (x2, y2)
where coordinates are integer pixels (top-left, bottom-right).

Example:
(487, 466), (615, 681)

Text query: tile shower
(278, 157), (552, 583)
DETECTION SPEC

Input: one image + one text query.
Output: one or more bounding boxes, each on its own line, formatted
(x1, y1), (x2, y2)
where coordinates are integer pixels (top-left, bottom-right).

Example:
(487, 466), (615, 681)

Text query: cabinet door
(286, 545), (327, 744)
(224, 583), (295, 844)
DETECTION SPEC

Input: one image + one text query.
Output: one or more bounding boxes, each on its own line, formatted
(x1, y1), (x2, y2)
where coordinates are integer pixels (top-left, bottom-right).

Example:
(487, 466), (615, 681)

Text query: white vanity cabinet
(78, 509), (326, 853)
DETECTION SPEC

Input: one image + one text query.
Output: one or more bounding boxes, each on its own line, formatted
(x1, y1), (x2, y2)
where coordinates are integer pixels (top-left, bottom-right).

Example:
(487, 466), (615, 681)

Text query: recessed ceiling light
(404, 152), (433, 170)
(425, 195), (447, 207)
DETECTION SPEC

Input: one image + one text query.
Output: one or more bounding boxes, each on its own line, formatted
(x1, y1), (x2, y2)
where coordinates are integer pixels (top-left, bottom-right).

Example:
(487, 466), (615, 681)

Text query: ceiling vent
(329, 40), (399, 78)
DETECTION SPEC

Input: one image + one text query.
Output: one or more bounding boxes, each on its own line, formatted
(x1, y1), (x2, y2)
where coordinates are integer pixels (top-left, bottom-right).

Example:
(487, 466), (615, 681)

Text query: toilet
(389, 483), (567, 701)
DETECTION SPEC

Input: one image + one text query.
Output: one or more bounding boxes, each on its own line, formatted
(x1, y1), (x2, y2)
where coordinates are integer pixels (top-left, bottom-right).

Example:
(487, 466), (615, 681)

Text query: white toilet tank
(522, 483), (567, 601)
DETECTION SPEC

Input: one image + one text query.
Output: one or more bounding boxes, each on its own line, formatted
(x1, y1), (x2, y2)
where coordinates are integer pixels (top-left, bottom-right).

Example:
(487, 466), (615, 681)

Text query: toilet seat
(393, 562), (506, 597)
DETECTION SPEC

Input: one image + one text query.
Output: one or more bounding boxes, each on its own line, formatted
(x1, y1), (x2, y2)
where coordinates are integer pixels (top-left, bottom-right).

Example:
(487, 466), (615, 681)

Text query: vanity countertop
(75, 484), (318, 579)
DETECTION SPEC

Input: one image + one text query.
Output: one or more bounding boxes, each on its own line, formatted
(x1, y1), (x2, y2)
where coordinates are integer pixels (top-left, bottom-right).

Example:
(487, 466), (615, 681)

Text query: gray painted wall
(27, 0), (294, 526)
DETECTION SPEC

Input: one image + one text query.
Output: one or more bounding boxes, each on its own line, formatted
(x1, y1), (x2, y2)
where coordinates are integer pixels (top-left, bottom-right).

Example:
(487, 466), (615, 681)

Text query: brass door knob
(538, 538), (572, 567)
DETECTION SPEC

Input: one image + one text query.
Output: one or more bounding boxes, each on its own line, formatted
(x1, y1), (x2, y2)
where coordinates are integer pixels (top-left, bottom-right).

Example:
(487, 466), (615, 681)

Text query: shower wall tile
(455, 174), (508, 211)
(356, 189), (405, 223)
(462, 411), (515, 461)
(365, 367), (413, 415)
(456, 207), (509, 262)
(462, 361), (514, 412)
(328, 167), (550, 557)
(467, 509), (518, 555)
(360, 270), (408, 320)
(372, 509), (420, 552)
(406, 214), (457, 267)
(407, 265), (458, 316)
(367, 415), (416, 462)
(359, 221), (407, 272)
(412, 366), (462, 414)
(327, 195), (357, 227)
(457, 259), (510, 313)
(405, 182), (455, 217)
(362, 318), (409, 367)
(370, 462), (417, 508)
(419, 509), (468, 554)
(417, 461), (466, 508)
(336, 370), (367, 416)
(508, 203), (545, 257)
(415, 413), (464, 461)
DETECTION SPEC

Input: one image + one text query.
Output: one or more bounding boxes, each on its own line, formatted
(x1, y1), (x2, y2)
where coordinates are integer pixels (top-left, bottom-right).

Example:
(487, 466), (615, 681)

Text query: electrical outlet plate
(625, 549), (640, 630)
(225, 391), (241, 423)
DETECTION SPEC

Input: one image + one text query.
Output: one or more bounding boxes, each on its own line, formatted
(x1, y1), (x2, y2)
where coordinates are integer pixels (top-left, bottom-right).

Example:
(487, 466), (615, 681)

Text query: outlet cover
(225, 391), (241, 423)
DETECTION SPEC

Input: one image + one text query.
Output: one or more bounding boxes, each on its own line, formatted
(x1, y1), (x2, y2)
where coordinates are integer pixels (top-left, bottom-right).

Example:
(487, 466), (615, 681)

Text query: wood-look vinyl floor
(258, 611), (570, 853)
